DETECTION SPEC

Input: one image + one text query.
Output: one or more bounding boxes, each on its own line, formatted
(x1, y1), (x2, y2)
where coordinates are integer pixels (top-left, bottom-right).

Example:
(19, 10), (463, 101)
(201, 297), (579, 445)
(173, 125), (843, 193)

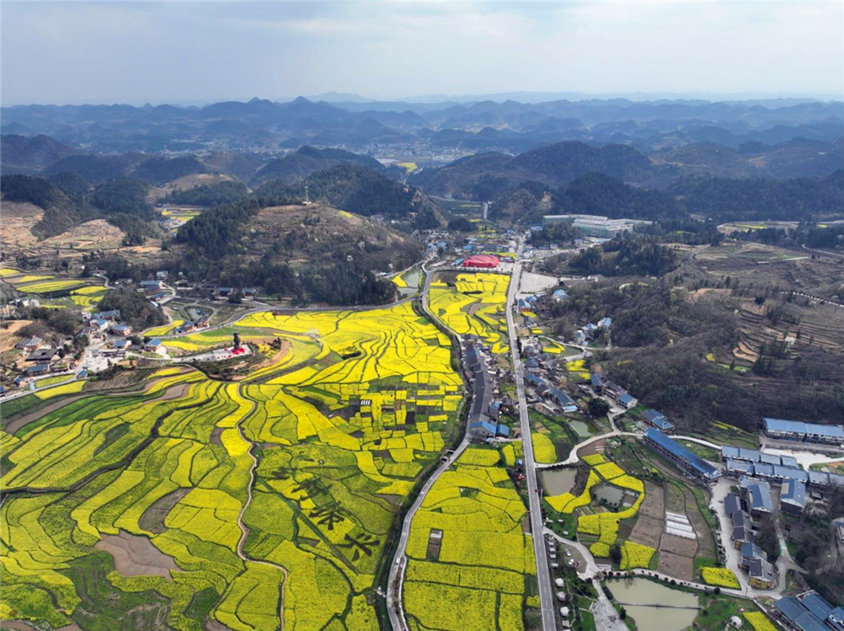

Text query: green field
(0, 303), (466, 631)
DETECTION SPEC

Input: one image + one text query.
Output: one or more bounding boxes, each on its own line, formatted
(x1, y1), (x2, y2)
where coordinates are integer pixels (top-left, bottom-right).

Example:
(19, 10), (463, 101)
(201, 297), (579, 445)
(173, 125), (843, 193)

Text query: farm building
(643, 428), (722, 482)
(462, 254), (499, 269)
(763, 418), (844, 445)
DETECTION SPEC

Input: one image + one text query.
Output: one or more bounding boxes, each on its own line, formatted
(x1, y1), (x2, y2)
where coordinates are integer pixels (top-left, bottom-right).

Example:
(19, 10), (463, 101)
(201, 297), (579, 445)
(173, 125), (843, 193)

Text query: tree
(610, 544), (622, 565)
(588, 398), (610, 418)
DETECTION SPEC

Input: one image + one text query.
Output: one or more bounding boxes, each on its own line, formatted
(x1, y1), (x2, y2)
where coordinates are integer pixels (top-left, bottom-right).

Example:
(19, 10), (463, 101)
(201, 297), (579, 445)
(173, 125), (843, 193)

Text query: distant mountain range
(2, 96), (841, 157)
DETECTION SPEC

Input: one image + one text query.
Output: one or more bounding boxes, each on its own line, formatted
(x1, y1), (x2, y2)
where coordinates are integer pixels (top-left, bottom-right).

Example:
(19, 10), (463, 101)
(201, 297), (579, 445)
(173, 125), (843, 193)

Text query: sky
(2, 1), (843, 106)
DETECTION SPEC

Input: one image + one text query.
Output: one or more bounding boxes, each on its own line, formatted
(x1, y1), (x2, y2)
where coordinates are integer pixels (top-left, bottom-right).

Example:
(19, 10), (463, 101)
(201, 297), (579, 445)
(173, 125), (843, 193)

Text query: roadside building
(731, 510), (753, 549)
(641, 409), (676, 433)
(747, 557), (776, 590)
(463, 254), (499, 269)
(111, 324), (132, 337)
(470, 421), (510, 440)
(144, 339), (163, 352)
(603, 380), (637, 409)
(26, 364), (50, 377)
(643, 428), (722, 483)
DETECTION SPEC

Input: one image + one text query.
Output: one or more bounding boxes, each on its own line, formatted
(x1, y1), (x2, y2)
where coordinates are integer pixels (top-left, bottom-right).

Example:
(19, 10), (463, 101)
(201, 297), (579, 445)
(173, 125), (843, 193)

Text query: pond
(592, 484), (624, 508)
(397, 269), (421, 295)
(568, 420), (591, 439)
(606, 578), (698, 631)
(540, 468), (577, 496)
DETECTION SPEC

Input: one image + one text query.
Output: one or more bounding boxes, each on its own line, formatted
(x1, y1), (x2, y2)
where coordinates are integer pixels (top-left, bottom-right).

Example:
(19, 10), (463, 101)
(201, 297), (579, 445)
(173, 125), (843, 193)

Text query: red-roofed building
(463, 254), (499, 268)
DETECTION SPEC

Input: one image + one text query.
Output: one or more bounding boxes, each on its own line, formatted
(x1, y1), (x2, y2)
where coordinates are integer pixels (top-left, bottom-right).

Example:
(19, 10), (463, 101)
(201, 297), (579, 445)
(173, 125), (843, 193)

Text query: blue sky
(2, 1), (842, 105)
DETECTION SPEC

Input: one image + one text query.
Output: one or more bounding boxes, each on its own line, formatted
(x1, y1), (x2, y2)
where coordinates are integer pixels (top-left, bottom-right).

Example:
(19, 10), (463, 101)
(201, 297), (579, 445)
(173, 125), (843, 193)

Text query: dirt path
(4, 377), (192, 435)
(233, 388), (290, 631)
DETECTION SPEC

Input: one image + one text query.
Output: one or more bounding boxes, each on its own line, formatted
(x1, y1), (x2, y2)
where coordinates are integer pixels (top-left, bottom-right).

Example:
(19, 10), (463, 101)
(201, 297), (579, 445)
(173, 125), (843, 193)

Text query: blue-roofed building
(740, 477), (773, 516)
(470, 421), (510, 439)
(641, 409), (675, 433)
(760, 452), (781, 466)
(643, 428), (722, 483)
(590, 373), (604, 392)
(773, 465), (809, 483)
(524, 373), (544, 388)
(775, 592), (844, 631)
(552, 289), (568, 302)
(763, 417), (844, 445)
(780, 479), (806, 515)
(598, 317), (612, 328)
(618, 393), (636, 408)
(548, 388), (578, 413)
(725, 459), (754, 477)
(603, 381), (637, 409)
(774, 596), (830, 631)
(752, 463), (775, 479)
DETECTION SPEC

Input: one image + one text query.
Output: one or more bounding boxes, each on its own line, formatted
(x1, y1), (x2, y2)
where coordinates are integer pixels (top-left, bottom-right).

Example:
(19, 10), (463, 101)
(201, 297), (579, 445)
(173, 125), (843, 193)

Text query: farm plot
(2, 303), (464, 631)
(428, 272), (510, 353)
(403, 447), (536, 631)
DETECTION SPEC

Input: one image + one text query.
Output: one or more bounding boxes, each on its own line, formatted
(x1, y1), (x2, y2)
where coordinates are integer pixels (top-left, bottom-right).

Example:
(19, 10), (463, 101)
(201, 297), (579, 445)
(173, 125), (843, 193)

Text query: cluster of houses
(14, 335), (75, 380)
(723, 490), (777, 589)
(573, 317), (611, 346)
(524, 373), (579, 414)
(773, 590), (844, 631)
(140, 279), (168, 302)
(721, 445), (844, 494)
(590, 373), (637, 409)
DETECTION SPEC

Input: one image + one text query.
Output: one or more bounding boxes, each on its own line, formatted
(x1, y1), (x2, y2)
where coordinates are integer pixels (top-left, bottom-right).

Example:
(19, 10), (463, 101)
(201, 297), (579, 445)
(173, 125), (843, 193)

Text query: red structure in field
(463, 254), (499, 268)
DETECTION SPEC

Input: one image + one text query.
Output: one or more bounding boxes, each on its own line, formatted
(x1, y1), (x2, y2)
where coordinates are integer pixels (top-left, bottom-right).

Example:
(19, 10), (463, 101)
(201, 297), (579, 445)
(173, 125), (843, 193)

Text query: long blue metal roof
(644, 428), (720, 480)
(764, 418), (844, 439)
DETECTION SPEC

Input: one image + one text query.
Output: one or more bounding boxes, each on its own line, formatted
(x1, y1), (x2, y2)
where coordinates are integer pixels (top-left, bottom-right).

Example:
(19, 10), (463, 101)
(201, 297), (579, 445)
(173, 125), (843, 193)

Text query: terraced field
(428, 272), (510, 353)
(0, 302), (465, 631)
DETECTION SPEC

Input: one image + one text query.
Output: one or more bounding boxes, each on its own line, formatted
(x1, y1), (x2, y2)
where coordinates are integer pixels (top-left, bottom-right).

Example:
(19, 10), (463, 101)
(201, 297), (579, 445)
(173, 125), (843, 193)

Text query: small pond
(605, 578), (698, 631)
(397, 269), (421, 295)
(568, 420), (591, 439)
(540, 468), (577, 496)
(592, 484), (624, 508)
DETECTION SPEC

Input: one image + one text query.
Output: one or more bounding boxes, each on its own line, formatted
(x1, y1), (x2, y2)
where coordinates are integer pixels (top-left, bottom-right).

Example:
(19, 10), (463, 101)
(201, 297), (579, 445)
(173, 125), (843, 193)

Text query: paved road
(386, 260), (492, 631)
(505, 246), (555, 631)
